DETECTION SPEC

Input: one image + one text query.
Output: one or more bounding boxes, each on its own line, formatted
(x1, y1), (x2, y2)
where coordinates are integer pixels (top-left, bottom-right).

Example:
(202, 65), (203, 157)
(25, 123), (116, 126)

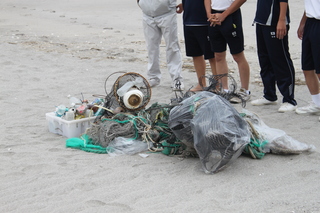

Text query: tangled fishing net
(82, 101), (181, 155)
(200, 73), (248, 107)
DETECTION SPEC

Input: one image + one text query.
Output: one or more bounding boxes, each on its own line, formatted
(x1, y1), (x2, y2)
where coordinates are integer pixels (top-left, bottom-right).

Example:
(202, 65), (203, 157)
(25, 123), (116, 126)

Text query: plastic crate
(46, 112), (96, 138)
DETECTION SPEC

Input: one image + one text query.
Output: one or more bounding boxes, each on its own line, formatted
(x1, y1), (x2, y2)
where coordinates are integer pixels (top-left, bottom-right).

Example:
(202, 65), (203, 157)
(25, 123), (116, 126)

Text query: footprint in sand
(70, 17), (77, 23)
(42, 9), (55, 13)
(48, 148), (64, 152)
(2, 152), (15, 157)
(82, 23), (92, 28)
(85, 200), (107, 207)
(1, 61), (14, 66)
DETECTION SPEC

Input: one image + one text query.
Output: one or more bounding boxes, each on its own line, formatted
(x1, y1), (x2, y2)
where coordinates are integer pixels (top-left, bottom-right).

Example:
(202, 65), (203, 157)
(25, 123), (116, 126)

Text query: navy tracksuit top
(254, 0), (290, 26)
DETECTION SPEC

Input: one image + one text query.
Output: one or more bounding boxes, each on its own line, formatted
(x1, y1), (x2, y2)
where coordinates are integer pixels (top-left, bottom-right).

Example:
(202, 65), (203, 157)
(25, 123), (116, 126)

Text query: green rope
(239, 112), (246, 117)
(161, 141), (181, 156)
(243, 138), (268, 159)
(66, 134), (107, 154)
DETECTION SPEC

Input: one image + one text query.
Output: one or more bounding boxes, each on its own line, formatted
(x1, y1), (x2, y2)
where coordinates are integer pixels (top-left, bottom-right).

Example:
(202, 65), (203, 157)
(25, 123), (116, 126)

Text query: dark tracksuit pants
(256, 24), (297, 105)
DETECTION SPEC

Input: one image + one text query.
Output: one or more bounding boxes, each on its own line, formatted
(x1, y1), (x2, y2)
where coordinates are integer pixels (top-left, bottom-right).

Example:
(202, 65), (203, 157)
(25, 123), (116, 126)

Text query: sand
(1, 0), (319, 212)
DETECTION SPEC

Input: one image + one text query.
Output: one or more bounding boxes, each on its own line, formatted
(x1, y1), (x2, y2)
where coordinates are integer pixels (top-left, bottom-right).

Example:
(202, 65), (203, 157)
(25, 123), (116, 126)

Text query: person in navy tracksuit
(251, 0), (297, 113)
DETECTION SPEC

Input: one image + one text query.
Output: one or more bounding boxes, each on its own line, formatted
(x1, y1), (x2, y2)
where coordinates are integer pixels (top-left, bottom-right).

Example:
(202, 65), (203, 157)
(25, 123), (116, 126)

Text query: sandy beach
(1, 0), (319, 212)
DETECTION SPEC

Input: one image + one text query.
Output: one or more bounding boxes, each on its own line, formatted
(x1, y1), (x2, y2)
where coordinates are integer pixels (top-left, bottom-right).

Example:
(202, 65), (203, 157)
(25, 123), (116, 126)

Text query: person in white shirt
(204, 0), (251, 103)
(137, 0), (184, 91)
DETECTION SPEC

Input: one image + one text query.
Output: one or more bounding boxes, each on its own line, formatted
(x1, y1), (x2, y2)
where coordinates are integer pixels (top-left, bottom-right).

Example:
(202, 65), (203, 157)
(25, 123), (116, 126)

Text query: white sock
(311, 93), (320, 107)
(224, 89), (229, 93)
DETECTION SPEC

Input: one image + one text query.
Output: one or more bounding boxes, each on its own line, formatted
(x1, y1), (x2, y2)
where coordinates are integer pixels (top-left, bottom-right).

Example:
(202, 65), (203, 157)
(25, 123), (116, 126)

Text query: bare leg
(214, 51), (229, 90)
(304, 70), (320, 95)
(208, 57), (217, 75)
(232, 51), (250, 90)
(190, 56), (206, 91)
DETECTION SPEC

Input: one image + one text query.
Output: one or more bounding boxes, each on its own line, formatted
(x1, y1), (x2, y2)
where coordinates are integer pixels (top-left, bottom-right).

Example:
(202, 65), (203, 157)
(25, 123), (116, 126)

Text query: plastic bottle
(68, 95), (82, 106)
(65, 111), (75, 121)
(55, 105), (67, 117)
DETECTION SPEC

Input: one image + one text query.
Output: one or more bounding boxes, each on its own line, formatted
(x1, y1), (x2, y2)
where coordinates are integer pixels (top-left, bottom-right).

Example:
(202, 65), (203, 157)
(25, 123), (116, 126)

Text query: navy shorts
(208, 9), (244, 55)
(183, 25), (214, 60)
(302, 18), (320, 74)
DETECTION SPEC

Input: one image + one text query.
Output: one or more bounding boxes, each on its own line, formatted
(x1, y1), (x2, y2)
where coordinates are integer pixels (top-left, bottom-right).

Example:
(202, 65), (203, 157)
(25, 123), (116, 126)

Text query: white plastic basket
(46, 112), (95, 138)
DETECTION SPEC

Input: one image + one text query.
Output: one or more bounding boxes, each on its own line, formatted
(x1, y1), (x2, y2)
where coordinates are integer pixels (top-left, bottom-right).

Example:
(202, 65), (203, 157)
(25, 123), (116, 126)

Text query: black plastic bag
(168, 91), (250, 174)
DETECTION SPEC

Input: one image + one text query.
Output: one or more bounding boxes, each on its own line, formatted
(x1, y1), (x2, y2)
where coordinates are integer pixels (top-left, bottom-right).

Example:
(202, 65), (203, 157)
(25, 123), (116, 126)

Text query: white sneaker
(230, 88), (251, 103)
(251, 97), (277, 106)
(278, 102), (297, 113)
(148, 79), (160, 87)
(172, 79), (184, 91)
(295, 102), (320, 115)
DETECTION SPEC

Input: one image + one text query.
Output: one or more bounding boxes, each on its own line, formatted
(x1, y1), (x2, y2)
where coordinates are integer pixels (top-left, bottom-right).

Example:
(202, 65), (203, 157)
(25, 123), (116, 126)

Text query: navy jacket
(254, 0), (290, 26)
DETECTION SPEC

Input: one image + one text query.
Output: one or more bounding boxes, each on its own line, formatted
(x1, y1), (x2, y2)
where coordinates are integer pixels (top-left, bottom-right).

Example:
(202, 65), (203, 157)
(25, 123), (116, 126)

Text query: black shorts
(208, 9), (244, 55)
(302, 18), (320, 74)
(183, 25), (214, 59)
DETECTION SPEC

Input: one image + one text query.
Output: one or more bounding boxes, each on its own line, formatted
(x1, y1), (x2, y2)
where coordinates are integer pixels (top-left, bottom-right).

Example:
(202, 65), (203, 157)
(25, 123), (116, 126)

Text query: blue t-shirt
(182, 0), (208, 26)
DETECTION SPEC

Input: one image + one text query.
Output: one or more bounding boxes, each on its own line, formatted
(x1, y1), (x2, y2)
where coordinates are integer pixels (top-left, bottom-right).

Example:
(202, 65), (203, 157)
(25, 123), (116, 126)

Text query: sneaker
(230, 88), (251, 103)
(278, 102), (297, 113)
(172, 79), (184, 91)
(295, 102), (320, 115)
(251, 97), (277, 106)
(148, 78), (160, 87)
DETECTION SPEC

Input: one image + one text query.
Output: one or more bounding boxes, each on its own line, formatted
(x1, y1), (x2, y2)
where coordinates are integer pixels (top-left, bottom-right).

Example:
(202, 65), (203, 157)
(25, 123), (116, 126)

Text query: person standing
(176, 0), (217, 92)
(250, 0), (297, 112)
(137, 0), (184, 91)
(204, 0), (251, 102)
(295, 0), (320, 120)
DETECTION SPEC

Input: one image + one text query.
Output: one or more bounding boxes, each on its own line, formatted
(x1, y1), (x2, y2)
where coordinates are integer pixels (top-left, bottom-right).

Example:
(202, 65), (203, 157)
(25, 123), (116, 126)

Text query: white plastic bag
(107, 137), (148, 156)
(242, 109), (316, 154)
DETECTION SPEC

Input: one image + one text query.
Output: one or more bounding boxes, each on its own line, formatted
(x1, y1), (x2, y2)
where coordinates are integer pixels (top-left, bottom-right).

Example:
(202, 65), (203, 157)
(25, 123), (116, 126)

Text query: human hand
(276, 20), (287, 39)
(208, 14), (221, 26)
(176, 3), (183, 14)
(297, 24), (305, 40)
(214, 13), (226, 23)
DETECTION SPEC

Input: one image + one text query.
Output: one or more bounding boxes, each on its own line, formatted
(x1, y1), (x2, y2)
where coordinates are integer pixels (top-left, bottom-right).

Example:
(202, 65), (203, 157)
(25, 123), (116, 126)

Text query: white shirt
(211, 0), (235, 11)
(139, 0), (176, 17)
(305, 0), (320, 19)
